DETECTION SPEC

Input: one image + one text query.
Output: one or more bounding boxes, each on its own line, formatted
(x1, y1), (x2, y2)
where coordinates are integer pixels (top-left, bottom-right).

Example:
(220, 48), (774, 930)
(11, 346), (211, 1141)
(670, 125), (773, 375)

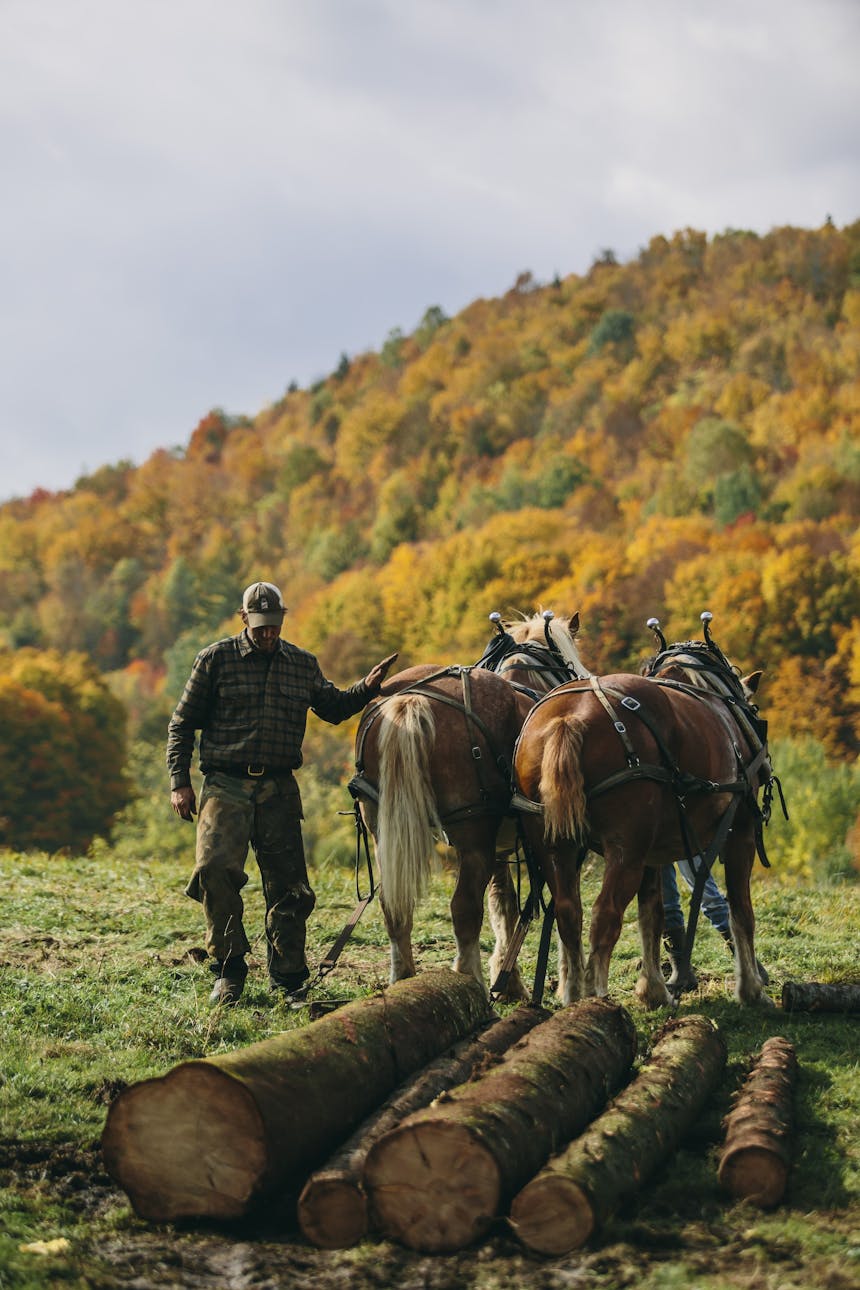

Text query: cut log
(781, 981), (860, 1013)
(362, 997), (637, 1252)
(717, 1036), (797, 1208)
(297, 1004), (548, 1249)
(101, 968), (489, 1223)
(509, 1014), (727, 1255)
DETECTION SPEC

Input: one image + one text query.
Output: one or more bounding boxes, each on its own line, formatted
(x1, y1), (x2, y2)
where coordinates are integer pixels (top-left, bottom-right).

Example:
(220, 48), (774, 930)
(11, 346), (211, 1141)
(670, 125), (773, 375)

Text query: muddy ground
(5, 1139), (859, 1290)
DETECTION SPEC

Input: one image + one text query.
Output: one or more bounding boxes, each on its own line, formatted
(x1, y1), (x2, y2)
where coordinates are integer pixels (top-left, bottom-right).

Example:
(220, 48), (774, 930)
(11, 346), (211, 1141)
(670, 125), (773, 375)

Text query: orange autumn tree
(0, 649), (131, 852)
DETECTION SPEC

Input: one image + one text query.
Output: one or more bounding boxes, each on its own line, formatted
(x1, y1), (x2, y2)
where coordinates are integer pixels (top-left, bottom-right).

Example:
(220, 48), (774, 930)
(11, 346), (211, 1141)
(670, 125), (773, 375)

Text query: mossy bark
(718, 1035), (797, 1208)
(101, 968), (489, 1223)
(297, 1004), (548, 1249)
(362, 998), (637, 1252)
(509, 1014), (727, 1255)
(781, 982), (860, 1012)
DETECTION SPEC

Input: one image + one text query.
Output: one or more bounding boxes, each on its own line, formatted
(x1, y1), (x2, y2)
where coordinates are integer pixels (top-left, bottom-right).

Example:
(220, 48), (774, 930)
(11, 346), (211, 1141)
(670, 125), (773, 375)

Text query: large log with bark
(717, 1036), (797, 1208)
(362, 998), (637, 1252)
(101, 968), (489, 1223)
(781, 982), (860, 1013)
(509, 1014), (727, 1255)
(296, 1004), (548, 1249)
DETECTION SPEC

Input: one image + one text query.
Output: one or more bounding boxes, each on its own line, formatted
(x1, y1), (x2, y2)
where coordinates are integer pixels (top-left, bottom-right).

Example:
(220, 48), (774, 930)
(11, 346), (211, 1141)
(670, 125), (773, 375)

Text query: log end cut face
(101, 1062), (267, 1222)
(364, 1120), (502, 1253)
(509, 1173), (595, 1255)
(297, 1175), (369, 1249)
(718, 1145), (789, 1209)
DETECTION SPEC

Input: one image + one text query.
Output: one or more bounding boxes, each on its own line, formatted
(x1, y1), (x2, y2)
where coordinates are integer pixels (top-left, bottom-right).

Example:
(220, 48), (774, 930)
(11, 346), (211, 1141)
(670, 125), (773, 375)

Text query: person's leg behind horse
(252, 774), (316, 993)
(676, 856), (731, 935)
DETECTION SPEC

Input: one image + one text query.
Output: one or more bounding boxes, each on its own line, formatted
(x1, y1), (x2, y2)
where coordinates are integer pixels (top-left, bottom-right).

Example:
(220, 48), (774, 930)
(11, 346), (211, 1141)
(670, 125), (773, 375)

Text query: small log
(297, 1004), (548, 1249)
(101, 968), (488, 1223)
(509, 1014), (727, 1255)
(782, 981), (860, 1013)
(362, 998), (637, 1253)
(717, 1036), (797, 1208)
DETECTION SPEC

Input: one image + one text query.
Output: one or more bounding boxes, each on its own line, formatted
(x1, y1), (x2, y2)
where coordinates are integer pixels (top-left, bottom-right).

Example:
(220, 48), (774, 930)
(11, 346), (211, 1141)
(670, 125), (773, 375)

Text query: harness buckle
(614, 721), (627, 734)
(247, 764), (266, 776)
(471, 746), (483, 761)
(621, 695), (641, 711)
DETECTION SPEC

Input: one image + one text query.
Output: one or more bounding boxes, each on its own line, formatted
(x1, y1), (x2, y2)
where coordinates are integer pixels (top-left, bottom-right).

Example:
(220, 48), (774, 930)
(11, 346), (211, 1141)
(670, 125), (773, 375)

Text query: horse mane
(643, 640), (750, 704)
(504, 611), (590, 677)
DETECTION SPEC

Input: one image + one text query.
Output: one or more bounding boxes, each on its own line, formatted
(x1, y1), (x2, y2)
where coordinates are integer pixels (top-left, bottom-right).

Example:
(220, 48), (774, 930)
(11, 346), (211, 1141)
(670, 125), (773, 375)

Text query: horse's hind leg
(548, 841), (586, 1005)
(449, 826), (496, 992)
(635, 864), (674, 1008)
(587, 844), (672, 1008)
(723, 828), (772, 1007)
(487, 857), (529, 1002)
(380, 896), (416, 981)
(363, 803), (416, 982)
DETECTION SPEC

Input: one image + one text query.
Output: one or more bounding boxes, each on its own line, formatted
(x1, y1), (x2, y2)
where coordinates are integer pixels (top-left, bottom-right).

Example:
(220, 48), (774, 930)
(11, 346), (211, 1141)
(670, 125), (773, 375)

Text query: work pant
(185, 770), (316, 981)
(662, 858), (730, 937)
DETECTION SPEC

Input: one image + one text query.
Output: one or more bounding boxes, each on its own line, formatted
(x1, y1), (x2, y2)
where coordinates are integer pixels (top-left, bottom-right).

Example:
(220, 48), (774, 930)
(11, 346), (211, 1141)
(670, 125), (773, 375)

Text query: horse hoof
(636, 978), (674, 1010)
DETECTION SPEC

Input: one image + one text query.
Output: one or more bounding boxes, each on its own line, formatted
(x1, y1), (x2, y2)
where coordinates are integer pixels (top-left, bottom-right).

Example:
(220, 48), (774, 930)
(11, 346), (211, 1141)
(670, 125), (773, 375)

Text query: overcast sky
(1, 0), (858, 502)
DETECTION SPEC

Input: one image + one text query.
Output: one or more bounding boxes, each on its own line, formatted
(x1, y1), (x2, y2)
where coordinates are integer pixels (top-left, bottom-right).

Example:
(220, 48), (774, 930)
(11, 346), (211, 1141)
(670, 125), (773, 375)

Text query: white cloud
(0, 0), (858, 499)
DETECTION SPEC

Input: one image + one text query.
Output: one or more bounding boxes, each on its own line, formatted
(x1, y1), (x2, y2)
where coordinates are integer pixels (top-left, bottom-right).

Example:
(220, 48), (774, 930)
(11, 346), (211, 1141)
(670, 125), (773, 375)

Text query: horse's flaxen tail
(539, 714), (588, 843)
(376, 694), (441, 925)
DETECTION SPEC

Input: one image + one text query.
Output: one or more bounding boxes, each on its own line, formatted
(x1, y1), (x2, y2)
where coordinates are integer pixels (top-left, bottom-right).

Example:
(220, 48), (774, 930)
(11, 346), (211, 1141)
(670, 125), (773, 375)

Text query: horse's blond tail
(377, 694), (441, 925)
(539, 714), (588, 843)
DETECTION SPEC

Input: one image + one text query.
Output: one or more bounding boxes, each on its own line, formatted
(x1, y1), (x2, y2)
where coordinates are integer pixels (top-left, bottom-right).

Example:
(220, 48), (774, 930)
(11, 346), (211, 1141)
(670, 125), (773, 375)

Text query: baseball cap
(241, 581), (286, 627)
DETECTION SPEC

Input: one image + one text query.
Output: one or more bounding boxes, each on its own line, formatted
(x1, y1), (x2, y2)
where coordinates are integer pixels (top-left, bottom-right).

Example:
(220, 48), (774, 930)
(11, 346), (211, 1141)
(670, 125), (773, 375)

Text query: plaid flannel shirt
(166, 631), (371, 790)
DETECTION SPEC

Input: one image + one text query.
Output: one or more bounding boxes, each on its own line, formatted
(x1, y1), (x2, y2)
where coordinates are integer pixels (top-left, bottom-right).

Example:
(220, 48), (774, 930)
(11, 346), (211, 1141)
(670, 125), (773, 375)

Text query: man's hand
(363, 653), (398, 693)
(171, 786), (197, 821)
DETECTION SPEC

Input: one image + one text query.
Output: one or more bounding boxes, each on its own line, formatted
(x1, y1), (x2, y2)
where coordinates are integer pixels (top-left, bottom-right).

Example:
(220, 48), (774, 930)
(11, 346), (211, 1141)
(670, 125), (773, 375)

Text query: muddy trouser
(185, 770), (316, 981)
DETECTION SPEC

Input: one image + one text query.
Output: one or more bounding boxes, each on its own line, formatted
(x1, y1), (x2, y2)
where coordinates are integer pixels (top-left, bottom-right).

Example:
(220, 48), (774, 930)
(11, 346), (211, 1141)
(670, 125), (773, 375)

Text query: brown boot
(209, 956), (247, 1006)
(662, 927), (698, 992)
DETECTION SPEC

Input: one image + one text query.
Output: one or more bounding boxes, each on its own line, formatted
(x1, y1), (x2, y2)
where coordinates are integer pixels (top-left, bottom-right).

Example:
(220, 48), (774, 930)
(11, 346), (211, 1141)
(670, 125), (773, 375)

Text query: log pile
(362, 998), (638, 1252)
(781, 982), (860, 1013)
(717, 1036), (797, 1208)
(509, 1014), (727, 1255)
(297, 1004), (548, 1249)
(101, 968), (489, 1222)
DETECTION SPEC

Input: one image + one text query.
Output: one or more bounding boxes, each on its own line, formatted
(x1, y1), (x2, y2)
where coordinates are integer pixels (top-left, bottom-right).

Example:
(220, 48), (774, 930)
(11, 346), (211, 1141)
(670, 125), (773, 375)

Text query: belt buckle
(247, 764), (265, 777)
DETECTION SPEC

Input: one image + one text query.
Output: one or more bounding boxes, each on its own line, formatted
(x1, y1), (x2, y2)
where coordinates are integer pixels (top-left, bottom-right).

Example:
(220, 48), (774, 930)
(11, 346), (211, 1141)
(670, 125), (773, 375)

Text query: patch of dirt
(4, 1141), (858, 1290)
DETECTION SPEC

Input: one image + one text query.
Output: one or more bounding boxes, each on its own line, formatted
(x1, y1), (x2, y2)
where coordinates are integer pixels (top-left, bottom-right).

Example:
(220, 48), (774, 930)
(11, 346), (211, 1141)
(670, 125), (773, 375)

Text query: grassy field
(1, 844), (859, 1290)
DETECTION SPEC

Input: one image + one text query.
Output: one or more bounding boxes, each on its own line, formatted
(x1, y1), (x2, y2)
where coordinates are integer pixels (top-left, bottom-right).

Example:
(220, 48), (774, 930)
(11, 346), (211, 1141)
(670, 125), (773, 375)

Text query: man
(167, 580), (397, 1005)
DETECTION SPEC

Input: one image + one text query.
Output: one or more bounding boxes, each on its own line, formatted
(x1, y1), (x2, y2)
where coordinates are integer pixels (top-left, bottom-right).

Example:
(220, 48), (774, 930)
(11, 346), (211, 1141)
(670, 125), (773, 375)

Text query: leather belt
(217, 763), (288, 779)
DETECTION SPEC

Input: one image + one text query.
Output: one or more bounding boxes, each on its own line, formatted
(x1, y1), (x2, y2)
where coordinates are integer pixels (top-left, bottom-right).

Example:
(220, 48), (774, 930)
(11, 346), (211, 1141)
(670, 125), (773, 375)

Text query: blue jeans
(662, 860), (730, 937)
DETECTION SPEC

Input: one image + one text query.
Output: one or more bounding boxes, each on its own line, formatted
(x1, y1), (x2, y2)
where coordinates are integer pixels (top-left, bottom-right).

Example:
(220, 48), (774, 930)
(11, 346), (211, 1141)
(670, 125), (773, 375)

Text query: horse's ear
(742, 669), (763, 695)
(569, 611), (580, 635)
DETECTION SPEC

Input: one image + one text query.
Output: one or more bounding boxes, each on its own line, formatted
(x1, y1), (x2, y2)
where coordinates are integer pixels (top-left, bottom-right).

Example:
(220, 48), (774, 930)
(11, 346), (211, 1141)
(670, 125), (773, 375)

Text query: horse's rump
(516, 672), (761, 852)
(356, 664), (530, 923)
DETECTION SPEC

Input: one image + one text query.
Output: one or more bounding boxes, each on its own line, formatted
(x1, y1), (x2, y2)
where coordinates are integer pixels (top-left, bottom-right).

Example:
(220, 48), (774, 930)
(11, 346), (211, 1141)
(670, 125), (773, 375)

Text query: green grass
(1, 848), (858, 1289)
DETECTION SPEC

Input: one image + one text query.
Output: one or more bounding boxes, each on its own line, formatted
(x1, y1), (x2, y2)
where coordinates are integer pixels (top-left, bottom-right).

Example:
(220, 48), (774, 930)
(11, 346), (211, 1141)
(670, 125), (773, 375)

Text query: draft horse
(513, 613), (779, 1008)
(350, 612), (588, 998)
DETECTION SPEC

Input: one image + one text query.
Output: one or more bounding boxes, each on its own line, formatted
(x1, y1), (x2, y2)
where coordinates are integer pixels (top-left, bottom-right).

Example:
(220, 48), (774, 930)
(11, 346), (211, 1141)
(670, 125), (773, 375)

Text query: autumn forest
(1, 221), (858, 875)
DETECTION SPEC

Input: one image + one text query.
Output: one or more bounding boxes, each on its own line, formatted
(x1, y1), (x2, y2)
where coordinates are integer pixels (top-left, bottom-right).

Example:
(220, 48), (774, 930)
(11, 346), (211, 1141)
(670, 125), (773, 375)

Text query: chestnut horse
(513, 616), (776, 1008)
(351, 613), (587, 997)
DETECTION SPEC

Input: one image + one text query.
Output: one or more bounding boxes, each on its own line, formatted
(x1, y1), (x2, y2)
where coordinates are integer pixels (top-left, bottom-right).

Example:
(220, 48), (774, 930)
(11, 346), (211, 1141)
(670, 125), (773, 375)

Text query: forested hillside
(1, 221), (859, 865)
